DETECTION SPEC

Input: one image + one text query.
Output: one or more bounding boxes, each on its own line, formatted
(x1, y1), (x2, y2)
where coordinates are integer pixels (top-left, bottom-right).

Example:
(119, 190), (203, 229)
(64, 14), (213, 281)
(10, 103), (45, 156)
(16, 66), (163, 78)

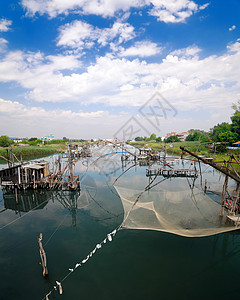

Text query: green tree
(0, 135), (11, 147)
(165, 135), (180, 143)
(135, 136), (144, 141)
(219, 131), (238, 143)
(231, 100), (240, 140)
(28, 137), (37, 142)
(210, 122), (231, 142)
(150, 133), (157, 140)
(186, 129), (210, 142)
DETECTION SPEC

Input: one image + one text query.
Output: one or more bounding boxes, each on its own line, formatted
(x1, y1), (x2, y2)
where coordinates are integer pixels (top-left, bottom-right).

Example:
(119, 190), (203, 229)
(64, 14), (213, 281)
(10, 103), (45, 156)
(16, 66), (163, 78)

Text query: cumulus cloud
(170, 45), (201, 57)
(0, 97), (128, 138)
(0, 18), (12, 32)
(119, 41), (162, 57)
(57, 20), (135, 51)
(21, 0), (208, 23)
(149, 0), (209, 23)
(0, 40), (240, 113)
(0, 38), (8, 52)
(0, 51), (81, 101)
(21, 0), (146, 18)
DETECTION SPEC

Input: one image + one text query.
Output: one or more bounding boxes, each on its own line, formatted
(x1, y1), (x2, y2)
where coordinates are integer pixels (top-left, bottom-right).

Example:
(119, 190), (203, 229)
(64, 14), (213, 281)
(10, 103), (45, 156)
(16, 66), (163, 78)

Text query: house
(176, 131), (190, 142)
(233, 141), (240, 147)
(165, 131), (189, 142)
(166, 132), (176, 139)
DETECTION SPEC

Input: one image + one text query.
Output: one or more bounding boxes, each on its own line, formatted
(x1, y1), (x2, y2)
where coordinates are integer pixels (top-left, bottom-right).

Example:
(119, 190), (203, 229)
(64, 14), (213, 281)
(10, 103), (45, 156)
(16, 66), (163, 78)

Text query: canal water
(0, 145), (240, 300)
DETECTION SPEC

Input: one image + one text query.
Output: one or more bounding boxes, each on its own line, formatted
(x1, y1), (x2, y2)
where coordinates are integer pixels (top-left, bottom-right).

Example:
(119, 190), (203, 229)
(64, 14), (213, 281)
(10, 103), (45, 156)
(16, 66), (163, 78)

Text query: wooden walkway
(146, 168), (198, 178)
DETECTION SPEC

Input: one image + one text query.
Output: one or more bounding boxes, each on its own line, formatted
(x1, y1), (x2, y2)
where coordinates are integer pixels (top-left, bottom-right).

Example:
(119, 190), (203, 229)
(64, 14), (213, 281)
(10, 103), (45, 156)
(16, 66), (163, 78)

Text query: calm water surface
(0, 146), (240, 300)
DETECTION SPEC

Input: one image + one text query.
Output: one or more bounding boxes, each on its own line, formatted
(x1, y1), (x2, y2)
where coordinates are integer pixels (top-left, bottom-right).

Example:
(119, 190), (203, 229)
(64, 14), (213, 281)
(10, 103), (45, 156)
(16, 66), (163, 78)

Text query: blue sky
(0, 0), (240, 139)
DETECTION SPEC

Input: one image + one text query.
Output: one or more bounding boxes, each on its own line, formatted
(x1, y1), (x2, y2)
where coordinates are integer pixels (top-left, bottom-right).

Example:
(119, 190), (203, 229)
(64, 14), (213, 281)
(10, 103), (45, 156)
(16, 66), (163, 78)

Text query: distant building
(13, 139), (23, 143)
(176, 131), (190, 142)
(166, 132), (176, 139)
(165, 131), (189, 142)
(41, 134), (54, 142)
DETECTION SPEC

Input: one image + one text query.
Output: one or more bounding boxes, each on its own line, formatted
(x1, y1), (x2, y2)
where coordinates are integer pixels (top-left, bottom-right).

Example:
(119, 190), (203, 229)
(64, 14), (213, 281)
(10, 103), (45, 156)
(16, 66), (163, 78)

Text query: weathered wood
(38, 233), (48, 277)
(146, 168), (198, 178)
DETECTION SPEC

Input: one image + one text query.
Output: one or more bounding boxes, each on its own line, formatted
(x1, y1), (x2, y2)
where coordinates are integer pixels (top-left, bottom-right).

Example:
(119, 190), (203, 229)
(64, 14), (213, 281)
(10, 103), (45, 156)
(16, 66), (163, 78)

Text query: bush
(0, 135), (11, 147)
(215, 143), (227, 153)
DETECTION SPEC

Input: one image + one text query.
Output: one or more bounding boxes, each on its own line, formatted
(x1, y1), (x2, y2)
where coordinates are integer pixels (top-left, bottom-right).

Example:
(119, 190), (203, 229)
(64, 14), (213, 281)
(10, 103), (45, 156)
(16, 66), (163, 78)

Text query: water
(0, 145), (240, 300)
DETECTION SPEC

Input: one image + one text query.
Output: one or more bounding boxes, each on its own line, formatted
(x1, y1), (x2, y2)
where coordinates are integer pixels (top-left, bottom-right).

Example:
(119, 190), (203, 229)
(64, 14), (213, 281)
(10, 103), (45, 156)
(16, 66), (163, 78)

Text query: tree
(28, 137), (37, 142)
(165, 135), (180, 143)
(150, 133), (156, 141)
(186, 129), (210, 142)
(210, 122), (232, 142)
(0, 135), (11, 147)
(231, 100), (240, 139)
(135, 136), (144, 141)
(219, 131), (238, 143)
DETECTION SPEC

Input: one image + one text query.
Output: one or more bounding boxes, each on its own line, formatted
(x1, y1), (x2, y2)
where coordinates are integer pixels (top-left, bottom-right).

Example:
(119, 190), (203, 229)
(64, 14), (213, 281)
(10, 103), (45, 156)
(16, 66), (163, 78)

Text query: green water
(0, 146), (240, 300)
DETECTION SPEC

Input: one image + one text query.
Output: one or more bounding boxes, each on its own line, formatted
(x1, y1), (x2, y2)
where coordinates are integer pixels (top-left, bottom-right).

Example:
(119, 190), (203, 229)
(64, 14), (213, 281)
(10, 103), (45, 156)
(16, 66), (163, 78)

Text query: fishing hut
(0, 144), (81, 191)
(0, 161), (49, 190)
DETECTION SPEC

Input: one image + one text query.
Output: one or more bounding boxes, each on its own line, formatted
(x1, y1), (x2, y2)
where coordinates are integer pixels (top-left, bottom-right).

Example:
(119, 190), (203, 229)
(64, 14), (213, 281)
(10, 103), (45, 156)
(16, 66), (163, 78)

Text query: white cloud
(0, 19), (12, 32)
(0, 51), (81, 101)
(149, 0), (209, 23)
(0, 97), (131, 139)
(0, 40), (240, 115)
(0, 98), (104, 118)
(21, 0), (208, 23)
(170, 45), (201, 57)
(229, 25), (236, 31)
(57, 20), (135, 51)
(57, 20), (94, 49)
(0, 38), (8, 52)
(21, 0), (146, 18)
(119, 41), (161, 57)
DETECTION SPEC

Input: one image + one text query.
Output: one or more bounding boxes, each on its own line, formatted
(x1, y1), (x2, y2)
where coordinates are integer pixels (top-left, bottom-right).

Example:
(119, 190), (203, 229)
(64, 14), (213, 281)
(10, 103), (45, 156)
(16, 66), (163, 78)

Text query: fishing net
(74, 144), (239, 238)
(113, 158), (238, 237)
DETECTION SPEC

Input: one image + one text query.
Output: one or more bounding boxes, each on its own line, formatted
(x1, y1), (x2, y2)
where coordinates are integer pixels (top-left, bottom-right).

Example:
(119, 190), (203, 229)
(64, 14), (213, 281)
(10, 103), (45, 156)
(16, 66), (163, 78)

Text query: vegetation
(0, 144), (67, 160)
(0, 136), (11, 147)
(231, 100), (240, 138)
(165, 135), (180, 143)
(186, 129), (210, 143)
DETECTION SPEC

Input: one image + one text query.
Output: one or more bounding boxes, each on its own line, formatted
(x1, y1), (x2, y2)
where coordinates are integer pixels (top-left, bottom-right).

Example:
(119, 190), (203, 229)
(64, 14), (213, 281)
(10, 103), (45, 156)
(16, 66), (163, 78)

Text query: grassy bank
(129, 140), (240, 173)
(0, 144), (67, 160)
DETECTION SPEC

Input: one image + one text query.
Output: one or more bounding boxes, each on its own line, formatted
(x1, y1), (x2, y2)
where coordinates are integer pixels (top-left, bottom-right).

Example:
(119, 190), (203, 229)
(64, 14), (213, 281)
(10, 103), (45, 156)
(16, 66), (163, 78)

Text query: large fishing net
(77, 144), (238, 238)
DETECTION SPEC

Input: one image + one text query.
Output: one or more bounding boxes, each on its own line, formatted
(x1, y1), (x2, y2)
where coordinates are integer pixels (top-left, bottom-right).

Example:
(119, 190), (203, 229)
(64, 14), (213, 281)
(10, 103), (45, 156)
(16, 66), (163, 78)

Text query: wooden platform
(146, 168), (198, 178)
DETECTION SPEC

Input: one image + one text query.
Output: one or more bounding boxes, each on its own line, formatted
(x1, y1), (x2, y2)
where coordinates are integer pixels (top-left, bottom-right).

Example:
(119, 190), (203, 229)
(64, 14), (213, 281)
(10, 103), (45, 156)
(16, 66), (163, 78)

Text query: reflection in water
(54, 191), (80, 227)
(3, 189), (50, 213)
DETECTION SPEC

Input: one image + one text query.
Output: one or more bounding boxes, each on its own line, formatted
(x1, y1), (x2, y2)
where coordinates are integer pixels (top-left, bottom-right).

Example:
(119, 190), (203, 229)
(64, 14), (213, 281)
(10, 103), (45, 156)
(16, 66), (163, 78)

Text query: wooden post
(180, 147), (240, 183)
(38, 233), (48, 277)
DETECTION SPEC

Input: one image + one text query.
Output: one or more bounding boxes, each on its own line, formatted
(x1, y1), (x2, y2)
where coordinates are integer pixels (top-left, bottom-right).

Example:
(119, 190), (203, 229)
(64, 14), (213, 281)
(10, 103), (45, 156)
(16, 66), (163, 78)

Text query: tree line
(135, 100), (240, 144)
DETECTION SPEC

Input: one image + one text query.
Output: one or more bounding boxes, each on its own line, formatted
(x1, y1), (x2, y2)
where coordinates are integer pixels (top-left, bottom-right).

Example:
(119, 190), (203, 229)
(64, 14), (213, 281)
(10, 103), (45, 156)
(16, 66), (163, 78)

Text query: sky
(0, 0), (240, 140)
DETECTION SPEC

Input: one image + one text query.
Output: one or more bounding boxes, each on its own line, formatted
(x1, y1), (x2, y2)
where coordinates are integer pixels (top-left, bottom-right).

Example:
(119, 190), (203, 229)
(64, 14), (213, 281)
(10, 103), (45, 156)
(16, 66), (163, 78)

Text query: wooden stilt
(38, 233), (48, 277)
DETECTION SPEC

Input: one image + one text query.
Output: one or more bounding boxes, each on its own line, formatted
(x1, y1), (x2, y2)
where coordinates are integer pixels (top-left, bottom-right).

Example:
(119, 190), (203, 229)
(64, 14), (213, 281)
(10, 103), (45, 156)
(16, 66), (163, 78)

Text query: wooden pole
(180, 147), (240, 183)
(38, 233), (48, 277)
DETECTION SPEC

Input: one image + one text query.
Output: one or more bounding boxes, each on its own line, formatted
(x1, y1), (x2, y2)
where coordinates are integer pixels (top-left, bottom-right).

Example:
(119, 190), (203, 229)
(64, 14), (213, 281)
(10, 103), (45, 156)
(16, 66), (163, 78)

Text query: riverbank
(128, 141), (240, 173)
(0, 144), (67, 161)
